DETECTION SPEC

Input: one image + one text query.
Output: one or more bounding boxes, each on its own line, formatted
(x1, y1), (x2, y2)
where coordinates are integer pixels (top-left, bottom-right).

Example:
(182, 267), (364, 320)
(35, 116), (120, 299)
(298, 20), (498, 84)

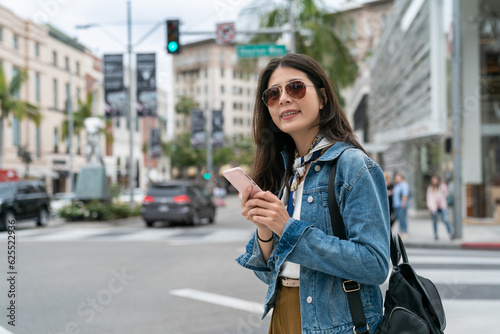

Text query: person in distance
(236, 54), (390, 334)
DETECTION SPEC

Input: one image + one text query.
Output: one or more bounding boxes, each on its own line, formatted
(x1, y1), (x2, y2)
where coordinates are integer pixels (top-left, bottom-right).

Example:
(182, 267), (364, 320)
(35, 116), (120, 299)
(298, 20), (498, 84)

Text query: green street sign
(237, 44), (287, 58)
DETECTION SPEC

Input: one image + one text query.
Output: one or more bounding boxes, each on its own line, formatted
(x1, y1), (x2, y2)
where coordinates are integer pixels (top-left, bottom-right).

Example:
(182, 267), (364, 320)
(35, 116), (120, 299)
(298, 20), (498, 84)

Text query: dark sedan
(141, 181), (216, 227)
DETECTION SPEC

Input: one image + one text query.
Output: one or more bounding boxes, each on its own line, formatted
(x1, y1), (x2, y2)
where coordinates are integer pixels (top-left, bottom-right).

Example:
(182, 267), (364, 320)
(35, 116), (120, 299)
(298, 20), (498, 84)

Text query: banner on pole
(211, 109), (224, 148)
(103, 54), (125, 118)
(136, 53), (157, 117)
(190, 109), (206, 149)
(150, 128), (161, 158)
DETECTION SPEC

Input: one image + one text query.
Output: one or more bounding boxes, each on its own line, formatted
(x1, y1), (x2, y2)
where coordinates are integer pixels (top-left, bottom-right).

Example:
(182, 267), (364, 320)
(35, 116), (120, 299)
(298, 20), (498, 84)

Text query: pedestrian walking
(384, 172), (397, 229)
(236, 54), (390, 334)
(426, 175), (454, 240)
(392, 173), (410, 238)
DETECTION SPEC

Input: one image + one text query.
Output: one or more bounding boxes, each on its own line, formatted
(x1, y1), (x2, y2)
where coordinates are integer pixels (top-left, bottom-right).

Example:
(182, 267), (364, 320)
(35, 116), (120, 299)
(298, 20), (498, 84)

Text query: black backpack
(328, 153), (446, 334)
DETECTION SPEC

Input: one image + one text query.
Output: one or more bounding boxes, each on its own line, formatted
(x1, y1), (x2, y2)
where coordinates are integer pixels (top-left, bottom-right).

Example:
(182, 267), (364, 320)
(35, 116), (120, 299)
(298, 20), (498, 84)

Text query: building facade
(172, 39), (259, 144)
(0, 4), (151, 195)
(369, 0), (500, 220)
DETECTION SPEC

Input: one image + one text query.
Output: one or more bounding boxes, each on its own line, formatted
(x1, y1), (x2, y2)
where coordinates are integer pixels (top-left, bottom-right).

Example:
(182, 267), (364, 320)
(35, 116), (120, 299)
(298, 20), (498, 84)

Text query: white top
(279, 181), (304, 279)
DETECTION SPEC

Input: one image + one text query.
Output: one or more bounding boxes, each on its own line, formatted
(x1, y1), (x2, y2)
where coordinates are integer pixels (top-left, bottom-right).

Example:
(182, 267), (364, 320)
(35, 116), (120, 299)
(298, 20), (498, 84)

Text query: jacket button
(306, 296), (313, 303)
(307, 196), (313, 203)
(314, 165), (321, 172)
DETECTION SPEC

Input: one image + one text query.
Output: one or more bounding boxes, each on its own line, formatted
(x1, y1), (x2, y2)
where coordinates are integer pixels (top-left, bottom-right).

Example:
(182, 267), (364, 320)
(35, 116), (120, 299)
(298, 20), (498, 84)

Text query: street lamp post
(68, 69), (74, 192)
(127, 0), (134, 204)
(76, 0), (165, 204)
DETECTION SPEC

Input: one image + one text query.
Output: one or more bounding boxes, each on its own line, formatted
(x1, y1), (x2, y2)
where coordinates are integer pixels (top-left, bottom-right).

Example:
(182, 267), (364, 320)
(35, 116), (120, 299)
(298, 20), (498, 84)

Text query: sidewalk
(399, 210), (500, 250)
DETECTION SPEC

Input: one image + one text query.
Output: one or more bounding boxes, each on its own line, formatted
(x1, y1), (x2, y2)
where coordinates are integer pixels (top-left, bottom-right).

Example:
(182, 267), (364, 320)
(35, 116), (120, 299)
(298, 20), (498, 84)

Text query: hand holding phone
(223, 167), (262, 198)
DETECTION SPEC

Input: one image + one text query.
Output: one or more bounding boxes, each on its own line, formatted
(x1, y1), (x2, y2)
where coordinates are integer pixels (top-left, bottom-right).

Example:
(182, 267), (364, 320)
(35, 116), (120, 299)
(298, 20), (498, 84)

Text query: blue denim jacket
(236, 142), (390, 334)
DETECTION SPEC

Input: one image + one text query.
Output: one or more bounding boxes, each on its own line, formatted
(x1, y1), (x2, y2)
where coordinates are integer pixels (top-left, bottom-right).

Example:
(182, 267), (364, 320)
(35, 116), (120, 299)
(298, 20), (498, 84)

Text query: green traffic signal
(168, 41), (179, 53)
(203, 173), (210, 180)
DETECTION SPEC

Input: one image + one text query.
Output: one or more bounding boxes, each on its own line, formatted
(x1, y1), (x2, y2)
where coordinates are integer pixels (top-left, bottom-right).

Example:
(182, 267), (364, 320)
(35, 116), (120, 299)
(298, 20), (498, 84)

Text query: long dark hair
(251, 54), (367, 193)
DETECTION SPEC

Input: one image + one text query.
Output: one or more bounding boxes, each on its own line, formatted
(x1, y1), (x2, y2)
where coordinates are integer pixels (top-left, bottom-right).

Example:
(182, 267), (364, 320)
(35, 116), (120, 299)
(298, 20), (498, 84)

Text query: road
(0, 195), (499, 333)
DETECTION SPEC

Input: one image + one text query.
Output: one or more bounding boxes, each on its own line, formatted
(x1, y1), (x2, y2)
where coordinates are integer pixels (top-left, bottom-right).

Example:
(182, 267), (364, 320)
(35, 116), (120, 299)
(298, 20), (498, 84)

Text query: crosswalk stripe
(0, 326), (14, 334)
(407, 256), (500, 265)
(170, 288), (264, 314)
(416, 269), (500, 285)
(5, 228), (254, 244)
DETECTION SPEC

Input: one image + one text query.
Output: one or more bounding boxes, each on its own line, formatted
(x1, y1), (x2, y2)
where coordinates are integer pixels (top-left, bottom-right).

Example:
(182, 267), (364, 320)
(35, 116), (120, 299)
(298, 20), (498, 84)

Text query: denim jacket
(236, 142), (390, 334)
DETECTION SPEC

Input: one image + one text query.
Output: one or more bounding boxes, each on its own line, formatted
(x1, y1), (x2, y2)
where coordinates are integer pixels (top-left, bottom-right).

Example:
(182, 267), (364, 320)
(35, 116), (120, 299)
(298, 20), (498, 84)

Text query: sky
(0, 0), (364, 93)
(2, 0), (359, 55)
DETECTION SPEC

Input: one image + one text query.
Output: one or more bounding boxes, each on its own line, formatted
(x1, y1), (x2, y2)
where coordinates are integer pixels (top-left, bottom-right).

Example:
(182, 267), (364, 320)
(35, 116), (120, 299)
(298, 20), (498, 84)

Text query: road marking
(0, 326), (14, 334)
(170, 288), (264, 314)
(408, 256), (500, 265)
(416, 269), (500, 285)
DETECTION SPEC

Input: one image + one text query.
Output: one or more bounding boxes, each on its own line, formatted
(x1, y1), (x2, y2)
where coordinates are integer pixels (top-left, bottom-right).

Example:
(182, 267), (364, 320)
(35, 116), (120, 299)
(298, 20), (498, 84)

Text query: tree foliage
(175, 96), (199, 115)
(61, 92), (113, 145)
(240, 0), (358, 88)
(0, 67), (41, 166)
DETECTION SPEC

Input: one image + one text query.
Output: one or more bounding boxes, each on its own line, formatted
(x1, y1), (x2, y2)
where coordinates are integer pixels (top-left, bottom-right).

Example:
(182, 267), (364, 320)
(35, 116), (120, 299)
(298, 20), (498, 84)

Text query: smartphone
(223, 167), (263, 198)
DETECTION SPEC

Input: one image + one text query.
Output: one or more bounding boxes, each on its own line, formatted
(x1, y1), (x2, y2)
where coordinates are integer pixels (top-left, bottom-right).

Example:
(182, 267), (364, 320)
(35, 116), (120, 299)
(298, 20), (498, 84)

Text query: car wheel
(36, 207), (49, 227)
(145, 220), (154, 227)
(0, 211), (13, 231)
(190, 210), (201, 226)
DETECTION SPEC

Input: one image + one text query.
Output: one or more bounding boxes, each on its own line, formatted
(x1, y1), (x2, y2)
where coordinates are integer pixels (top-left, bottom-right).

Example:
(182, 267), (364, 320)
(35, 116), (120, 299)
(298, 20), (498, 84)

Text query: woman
(426, 175), (453, 240)
(236, 54), (390, 334)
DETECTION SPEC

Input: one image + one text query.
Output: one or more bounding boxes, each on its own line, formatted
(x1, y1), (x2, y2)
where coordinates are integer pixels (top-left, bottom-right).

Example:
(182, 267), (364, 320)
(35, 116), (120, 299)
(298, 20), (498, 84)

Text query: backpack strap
(328, 150), (369, 334)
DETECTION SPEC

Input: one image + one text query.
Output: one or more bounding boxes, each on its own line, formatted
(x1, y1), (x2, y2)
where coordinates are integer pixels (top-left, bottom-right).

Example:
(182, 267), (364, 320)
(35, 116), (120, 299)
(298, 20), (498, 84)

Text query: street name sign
(237, 44), (287, 58)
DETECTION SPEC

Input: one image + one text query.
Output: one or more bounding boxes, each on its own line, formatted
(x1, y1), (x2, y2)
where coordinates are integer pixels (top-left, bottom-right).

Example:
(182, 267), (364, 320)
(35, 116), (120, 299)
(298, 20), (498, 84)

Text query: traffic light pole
(127, 0), (135, 204)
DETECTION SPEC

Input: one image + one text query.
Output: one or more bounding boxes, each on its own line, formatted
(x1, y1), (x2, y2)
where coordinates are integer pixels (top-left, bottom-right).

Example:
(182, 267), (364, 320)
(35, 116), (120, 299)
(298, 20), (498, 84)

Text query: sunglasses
(262, 80), (315, 108)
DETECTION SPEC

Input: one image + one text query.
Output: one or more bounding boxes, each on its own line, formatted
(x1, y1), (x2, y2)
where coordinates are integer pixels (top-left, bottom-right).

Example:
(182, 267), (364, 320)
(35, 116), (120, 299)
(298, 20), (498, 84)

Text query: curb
(460, 242), (500, 250)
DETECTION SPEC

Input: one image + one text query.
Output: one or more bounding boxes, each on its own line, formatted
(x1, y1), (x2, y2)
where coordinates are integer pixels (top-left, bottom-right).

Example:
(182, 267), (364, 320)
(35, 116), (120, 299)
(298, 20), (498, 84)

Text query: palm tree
(61, 92), (113, 146)
(0, 67), (41, 167)
(240, 0), (358, 88)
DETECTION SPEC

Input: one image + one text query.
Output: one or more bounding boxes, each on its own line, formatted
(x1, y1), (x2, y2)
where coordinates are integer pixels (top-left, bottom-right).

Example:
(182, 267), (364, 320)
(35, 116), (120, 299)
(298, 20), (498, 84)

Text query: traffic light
(166, 20), (180, 54)
(203, 173), (211, 180)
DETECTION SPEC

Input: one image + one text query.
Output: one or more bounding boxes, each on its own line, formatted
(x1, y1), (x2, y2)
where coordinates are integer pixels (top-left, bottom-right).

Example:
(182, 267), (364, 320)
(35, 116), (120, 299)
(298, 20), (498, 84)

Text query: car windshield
(0, 183), (16, 199)
(148, 185), (185, 197)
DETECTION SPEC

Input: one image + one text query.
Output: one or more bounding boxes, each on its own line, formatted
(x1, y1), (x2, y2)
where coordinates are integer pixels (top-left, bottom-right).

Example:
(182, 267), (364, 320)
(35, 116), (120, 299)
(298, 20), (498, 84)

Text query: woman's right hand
(241, 186), (272, 232)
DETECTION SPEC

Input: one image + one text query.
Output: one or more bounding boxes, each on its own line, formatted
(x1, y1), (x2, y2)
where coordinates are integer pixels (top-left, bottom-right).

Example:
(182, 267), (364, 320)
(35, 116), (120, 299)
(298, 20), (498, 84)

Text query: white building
(172, 39), (259, 144)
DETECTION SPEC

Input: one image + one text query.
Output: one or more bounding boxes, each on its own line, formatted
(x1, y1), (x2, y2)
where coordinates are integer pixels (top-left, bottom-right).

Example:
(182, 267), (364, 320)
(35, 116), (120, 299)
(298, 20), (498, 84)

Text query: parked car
(141, 181), (215, 227)
(50, 192), (77, 216)
(0, 180), (51, 231)
(118, 188), (144, 205)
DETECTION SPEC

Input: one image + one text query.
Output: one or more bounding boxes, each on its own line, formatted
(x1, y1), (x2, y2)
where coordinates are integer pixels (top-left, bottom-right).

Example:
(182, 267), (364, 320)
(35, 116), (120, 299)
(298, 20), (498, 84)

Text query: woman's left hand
(245, 191), (290, 237)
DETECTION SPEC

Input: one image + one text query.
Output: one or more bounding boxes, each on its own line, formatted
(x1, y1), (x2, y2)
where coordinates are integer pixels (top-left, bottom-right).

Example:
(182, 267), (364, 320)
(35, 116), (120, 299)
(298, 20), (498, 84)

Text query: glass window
(220, 68), (224, 77)
(76, 87), (81, 102)
(65, 82), (70, 109)
(76, 62), (80, 75)
(35, 42), (40, 57)
(13, 35), (18, 50)
(53, 79), (58, 109)
(52, 51), (57, 66)
(0, 27), (3, 41)
(13, 117), (19, 146)
(35, 73), (40, 102)
(65, 56), (70, 71)
(36, 127), (41, 157)
(12, 67), (19, 98)
(53, 128), (58, 153)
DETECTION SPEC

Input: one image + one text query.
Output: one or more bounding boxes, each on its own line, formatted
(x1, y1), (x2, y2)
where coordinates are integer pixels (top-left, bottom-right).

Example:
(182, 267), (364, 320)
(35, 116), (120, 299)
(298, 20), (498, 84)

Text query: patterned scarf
(286, 134), (331, 217)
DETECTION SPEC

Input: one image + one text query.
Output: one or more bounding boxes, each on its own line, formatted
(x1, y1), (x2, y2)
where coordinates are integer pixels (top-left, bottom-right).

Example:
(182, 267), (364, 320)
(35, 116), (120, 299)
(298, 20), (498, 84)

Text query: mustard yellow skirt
(268, 285), (301, 334)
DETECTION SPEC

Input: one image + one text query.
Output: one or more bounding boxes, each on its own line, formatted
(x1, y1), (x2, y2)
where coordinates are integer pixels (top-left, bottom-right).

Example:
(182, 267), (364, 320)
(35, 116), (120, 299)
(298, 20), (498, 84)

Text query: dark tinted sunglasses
(262, 80), (315, 108)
